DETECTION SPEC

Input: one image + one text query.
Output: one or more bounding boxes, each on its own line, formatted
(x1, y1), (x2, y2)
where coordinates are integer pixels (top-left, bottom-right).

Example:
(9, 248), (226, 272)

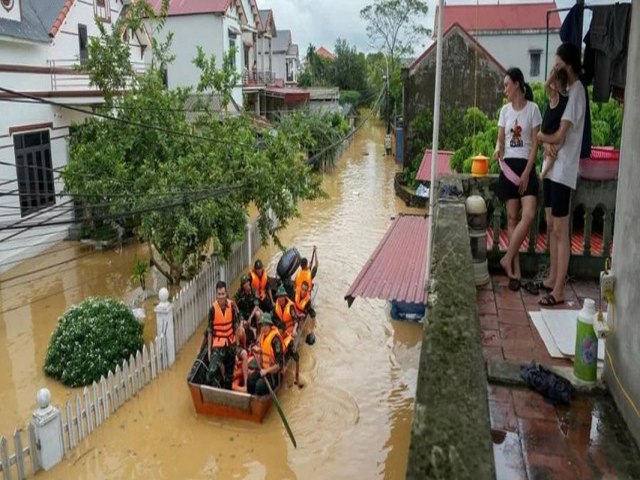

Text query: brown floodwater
(0, 118), (424, 479)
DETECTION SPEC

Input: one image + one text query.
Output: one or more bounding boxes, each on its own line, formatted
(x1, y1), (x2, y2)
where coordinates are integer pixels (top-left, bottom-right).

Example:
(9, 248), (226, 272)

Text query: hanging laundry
(584, 4), (632, 102)
(560, 3), (583, 48)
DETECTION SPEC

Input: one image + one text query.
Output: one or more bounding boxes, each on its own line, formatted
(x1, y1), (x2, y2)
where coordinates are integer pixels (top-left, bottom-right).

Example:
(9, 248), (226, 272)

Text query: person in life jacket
(294, 247), (318, 297)
(250, 259), (273, 312)
(201, 280), (246, 389)
(234, 274), (259, 346)
(248, 313), (284, 395)
(274, 285), (297, 340)
(294, 246), (318, 345)
(294, 280), (318, 347)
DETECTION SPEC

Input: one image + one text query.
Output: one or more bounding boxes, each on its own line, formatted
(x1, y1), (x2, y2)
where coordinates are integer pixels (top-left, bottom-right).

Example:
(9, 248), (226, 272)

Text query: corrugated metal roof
(416, 149), (453, 182)
(345, 215), (429, 307)
(0, 0), (68, 43)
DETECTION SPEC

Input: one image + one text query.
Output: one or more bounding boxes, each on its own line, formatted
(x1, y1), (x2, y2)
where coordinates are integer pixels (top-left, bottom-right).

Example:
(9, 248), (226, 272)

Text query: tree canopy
(62, 0), (323, 285)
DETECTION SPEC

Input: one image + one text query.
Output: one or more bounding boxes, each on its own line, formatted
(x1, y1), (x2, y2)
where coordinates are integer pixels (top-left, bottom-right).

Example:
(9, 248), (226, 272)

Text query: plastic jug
(574, 298), (598, 382)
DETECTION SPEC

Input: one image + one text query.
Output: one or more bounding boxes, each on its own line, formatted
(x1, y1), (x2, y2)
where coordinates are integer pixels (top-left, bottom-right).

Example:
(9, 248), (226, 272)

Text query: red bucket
(579, 147), (620, 180)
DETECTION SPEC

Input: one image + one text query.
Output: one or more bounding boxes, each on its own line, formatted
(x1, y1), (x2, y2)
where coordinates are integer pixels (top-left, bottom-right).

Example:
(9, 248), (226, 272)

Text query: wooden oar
(264, 375), (297, 448)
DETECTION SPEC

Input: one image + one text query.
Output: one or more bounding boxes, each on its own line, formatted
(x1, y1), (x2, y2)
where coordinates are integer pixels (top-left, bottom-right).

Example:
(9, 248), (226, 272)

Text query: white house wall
(0, 0), (150, 272)
(154, 12), (243, 109)
(475, 32), (561, 83)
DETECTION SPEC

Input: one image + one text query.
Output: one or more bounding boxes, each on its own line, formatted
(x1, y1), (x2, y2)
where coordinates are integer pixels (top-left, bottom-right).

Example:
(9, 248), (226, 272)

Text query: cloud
(258, 0), (378, 53)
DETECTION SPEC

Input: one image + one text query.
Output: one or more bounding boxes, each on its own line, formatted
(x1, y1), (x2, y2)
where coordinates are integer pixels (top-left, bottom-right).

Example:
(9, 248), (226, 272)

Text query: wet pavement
(481, 273), (640, 479)
(1, 119), (425, 478)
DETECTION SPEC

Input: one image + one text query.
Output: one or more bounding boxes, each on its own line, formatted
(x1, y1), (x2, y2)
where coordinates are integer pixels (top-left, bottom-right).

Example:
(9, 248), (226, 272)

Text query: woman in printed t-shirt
(536, 43), (586, 306)
(494, 68), (542, 291)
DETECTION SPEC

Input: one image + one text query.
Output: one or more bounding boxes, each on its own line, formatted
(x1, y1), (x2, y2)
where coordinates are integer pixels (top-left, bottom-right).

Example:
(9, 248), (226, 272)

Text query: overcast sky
(257, 0), (618, 57)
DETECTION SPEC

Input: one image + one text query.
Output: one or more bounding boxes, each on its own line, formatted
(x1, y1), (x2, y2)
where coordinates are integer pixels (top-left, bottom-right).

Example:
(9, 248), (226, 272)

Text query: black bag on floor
(520, 362), (573, 405)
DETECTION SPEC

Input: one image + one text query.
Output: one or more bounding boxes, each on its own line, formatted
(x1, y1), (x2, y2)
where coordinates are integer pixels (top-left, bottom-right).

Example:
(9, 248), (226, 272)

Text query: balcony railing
(47, 59), (147, 92)
(242, 69), (275, 87)
(454, 174), (617, 278)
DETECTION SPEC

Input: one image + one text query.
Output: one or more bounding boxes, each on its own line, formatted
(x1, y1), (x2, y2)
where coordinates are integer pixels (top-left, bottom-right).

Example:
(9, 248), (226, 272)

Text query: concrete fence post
(246, 222), (252, 265)
(30, 388), (63, 471)
(155, 288), (175, 366)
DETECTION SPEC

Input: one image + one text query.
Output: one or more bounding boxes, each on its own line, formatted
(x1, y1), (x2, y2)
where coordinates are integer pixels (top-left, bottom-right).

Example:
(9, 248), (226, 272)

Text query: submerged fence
(172, 217), (264, 352)
(0, 216), (266, 479)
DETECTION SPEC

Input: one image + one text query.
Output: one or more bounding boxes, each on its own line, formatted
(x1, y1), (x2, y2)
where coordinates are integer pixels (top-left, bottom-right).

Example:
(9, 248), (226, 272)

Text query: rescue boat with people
(187, 248), (317, 423)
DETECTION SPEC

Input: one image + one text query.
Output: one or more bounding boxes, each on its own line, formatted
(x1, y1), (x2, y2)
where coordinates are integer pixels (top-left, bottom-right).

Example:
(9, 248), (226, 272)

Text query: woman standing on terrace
(494, 68), (542, 291)
(536, 43), (586, 306)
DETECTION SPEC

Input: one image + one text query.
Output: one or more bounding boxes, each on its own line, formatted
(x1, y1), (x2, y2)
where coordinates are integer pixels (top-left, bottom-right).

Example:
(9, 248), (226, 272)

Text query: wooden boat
(187, 284), (317, 423)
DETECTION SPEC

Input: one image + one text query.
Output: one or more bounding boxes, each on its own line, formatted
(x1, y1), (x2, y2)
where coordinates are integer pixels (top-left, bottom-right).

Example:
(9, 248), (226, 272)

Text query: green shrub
(44, 297), (143, 387)
(339, 90), (361, 106)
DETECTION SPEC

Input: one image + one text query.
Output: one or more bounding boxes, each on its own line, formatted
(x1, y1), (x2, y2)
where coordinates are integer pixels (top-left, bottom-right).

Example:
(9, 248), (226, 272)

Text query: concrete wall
(476, 31), (561, 83)
(406, 182), (495, 479)
(403, 28), (505, 167)
(607, 4), (640, 447)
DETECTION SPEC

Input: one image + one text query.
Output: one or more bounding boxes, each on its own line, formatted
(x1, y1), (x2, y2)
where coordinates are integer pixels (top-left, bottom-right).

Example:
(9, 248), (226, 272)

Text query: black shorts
(543, 179), (572, 217)
(497, 158), (539, 201)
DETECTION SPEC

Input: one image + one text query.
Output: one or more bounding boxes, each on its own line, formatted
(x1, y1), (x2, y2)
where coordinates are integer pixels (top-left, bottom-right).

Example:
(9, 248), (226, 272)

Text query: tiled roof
(345, 214), (429, 306)
(272, 29), (291, 53)
(0, 0), (69, 43)
(316, 46), (335, 60)
(416, 149), (453, 182)
(149, 0), (231, 16)
(437, 2), (561, 33)
(409, 23), (507, 75)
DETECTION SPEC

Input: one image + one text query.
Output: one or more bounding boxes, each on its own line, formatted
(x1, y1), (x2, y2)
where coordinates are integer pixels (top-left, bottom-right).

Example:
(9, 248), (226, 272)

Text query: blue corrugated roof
(0, 0), (68, 43)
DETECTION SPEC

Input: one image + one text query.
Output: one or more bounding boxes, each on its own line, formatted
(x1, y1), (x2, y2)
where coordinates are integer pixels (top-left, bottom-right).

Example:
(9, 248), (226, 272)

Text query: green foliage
(339, 90), (361, 107)
(62, 1), (324, 285)
(403, 153), (424, 189)
(590, 98), (622, 148)
(277, 111), (350, 168)
(44, 297), (143, 387)
(333, 39), (370, 94)
(447, 82), (623, 174)
(361, 0), (430, 123)
(299, 44), (335, 87)
(131, 257), (149, 290)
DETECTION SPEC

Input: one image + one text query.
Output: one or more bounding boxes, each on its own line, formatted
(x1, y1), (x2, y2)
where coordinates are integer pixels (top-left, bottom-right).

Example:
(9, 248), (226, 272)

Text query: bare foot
(499, 256), (514, 279)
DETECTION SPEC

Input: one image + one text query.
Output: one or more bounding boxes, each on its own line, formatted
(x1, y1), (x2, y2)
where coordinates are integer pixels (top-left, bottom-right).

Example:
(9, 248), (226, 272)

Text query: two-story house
(0, 0), (150, 271)
(435, 2), (561, 83)
(258, 29), (299, 86)
(150, 0), (282, 115)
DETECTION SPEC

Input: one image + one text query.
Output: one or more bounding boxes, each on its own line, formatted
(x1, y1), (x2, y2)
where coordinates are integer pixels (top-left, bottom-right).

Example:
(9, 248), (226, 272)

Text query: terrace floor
(479, 273), (640, 479)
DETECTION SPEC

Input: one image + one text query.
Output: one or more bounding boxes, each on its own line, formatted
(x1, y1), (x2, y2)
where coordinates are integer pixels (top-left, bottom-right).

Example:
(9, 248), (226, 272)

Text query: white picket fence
(0, 216), (267, 479)
(0, 426), (37, 480)
(59, 336), (169, 453)
(172, 217), (264, 353)
(0, 334), (168, 480)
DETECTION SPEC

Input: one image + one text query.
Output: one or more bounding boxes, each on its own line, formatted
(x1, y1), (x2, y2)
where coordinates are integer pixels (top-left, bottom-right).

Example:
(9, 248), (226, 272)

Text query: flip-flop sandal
(538, 293), (565, 306)
(508, 278), (521, 291)
(523, 281), (539, 295)
(532, 280), (553, 293)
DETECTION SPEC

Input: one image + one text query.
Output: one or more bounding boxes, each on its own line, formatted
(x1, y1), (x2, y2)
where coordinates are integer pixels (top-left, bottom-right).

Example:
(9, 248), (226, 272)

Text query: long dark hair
(506, 67), (533, 101)
(556, 42), (582, 76)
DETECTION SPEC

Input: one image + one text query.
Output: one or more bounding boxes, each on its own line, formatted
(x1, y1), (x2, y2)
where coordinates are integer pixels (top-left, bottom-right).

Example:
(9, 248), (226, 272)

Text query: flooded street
(0, 118), (424, 479)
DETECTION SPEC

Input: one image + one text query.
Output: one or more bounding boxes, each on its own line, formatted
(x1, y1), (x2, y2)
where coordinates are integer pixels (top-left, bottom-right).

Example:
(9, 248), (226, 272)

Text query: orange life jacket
(251, 270), (268, 300)
(211, 301), (236, 348)
(259, 327), (282, 369)
(294, 268), (313, 296)
(275, 299), (296, 335)
(294, 290), (310, 316)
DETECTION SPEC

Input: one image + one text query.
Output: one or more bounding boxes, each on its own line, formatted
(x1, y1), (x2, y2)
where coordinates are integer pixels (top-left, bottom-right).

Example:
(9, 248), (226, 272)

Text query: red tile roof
(49, 0), (75, 38)
(316, 46), (335, 61)
(416, 149), (453, 182)
(409, 23), (506, 75)
(437, 2), (561, 33)
(345, 215), (429, 306)
(149, 0), (232, 16)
